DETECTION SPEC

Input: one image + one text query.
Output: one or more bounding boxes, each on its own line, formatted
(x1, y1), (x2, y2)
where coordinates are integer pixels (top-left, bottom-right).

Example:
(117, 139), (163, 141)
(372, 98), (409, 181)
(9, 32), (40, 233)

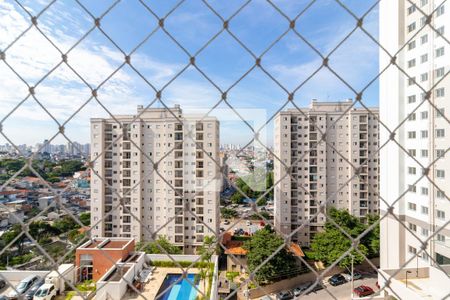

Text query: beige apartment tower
(274, 100), (379, 246)
(90, 105), (220, 253)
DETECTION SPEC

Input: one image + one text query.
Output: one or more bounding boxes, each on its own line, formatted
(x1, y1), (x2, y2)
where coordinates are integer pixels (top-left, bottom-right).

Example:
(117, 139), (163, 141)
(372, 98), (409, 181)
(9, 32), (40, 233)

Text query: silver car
(8, 275), (40, 299)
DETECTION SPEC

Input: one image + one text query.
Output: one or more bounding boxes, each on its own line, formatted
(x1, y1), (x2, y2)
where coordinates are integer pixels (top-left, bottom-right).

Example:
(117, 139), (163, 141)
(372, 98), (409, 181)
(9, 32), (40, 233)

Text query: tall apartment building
(379, 0), (450, 298)
(90, 105), (220, 253)
(274, 100), (379, 247)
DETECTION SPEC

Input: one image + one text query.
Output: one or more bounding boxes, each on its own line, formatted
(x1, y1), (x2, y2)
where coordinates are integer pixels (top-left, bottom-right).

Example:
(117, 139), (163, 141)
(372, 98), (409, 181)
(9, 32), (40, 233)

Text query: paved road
(299, 276), (379, 300)
(257, 275), (379, 300)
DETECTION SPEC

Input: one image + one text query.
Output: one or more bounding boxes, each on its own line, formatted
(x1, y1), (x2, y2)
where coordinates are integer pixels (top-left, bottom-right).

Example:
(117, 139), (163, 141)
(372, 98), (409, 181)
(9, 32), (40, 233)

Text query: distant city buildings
(274, 100), (379, 247)
(379, 0), (450, 298)
(90, 105), (220, 253)
(0, 141), (90, 158)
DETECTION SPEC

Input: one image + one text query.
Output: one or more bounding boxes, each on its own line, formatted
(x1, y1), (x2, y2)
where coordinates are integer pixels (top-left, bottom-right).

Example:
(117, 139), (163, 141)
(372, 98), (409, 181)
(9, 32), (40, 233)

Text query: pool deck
(125, 267), (206, 300)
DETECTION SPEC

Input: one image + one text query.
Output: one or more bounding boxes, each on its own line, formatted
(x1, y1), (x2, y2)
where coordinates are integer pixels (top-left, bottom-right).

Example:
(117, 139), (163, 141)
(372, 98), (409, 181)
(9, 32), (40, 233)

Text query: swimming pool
(156, 273), (199, 300)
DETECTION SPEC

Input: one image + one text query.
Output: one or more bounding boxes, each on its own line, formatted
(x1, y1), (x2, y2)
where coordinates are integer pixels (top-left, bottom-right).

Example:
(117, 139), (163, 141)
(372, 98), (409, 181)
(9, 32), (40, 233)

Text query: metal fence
(0, 0), (449, 299)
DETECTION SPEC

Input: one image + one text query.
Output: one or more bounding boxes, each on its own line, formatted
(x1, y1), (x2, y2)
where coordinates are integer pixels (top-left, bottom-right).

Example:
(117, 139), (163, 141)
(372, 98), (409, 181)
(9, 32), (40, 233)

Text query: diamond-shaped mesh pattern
(0, 0), (449, 299)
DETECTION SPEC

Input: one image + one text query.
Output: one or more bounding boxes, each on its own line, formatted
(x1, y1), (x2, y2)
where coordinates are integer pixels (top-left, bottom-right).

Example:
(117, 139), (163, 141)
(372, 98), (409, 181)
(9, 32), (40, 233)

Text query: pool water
(156, 274), (199, 300)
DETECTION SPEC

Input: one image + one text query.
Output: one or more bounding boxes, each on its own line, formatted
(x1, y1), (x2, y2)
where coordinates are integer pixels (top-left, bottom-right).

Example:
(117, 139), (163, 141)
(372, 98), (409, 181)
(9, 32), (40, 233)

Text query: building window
(409, 223), (417, 232)
(421, 187), (428, 195)
(436, 26), (445, 37)
(408, 4), (416, 15)
(436, 149), (445, 158)
(408, 246), (417, 254)
(408, 167), (416, 175)
(436, 88), (445, 98)
(436, 169), (445, 178)
(420, 34), (428, 44)
(420, 72), (428, 82)
(408, 40), (416, 50)
(436, 108), (445, 118)
(409, 149), (417, 157)
(408, 95), (416, 103)
(421, 0), (428, 6)
(408, 185), (417, 193)
(437, 234), (446, 243)
(422, 206), (429, 215)
(420, 111), (428, 119)
(436, 67), (445, 78)
(408, 59), (416, 68)
(421, 227), (429, 236)
(408, 131), (416, 139)
(436, 47), (445, 57)
(420, 54), (428, 63)
(408, 202), (417, 211)
(436, 129), (445, 138)
(421, 149), (428, 157)
(437, 191), (445, 198)
(408, 77), (416, 86)
(408, 113), (416, 121)
(436, 5), (445, 16)
(408, 22), (416, 32)
(437, 210), (446, 220)
(421, 130), (428, 138)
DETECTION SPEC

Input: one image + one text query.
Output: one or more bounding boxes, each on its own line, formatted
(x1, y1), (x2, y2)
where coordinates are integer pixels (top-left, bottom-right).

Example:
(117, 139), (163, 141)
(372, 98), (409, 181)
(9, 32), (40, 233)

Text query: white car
(33, 284), (57, 300)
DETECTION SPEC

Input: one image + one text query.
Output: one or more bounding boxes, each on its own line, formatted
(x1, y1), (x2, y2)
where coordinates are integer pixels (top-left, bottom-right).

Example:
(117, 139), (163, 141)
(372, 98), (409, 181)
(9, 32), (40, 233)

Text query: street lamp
(405, 270), (412, 288)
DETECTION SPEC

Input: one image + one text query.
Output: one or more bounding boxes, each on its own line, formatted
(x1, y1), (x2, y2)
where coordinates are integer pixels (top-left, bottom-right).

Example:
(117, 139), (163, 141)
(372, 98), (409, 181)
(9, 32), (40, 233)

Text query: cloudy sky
(0, 0), (380, 147)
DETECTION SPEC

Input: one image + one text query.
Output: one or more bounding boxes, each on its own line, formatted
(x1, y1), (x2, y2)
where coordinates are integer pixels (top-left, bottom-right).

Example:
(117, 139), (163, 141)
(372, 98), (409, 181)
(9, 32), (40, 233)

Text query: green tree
(309, 208), (378, 268)
(136, 236), (182, 254)
(29, 221), (58, 243)
(0, 224), (26, 254)
(310, 228), (368, 268)
(243, 228), (298, 284)
(230, 192), (244, 204)
(79, 212), (91, 226)
(52, 216), (80, 233)
(197, 236), (216, 294)
(220, 208), (238, 219)
(256, 198), (267, 206)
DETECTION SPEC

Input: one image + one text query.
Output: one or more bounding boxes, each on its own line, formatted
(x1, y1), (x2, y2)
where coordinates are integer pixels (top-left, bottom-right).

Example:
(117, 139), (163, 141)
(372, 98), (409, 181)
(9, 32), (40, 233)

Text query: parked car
(328, 274), (347, 286)
(24, 279), (45, 300)
(223, 220), (230, 225)
(342, 271), (362, 281)
(246, 220), (251, 226)
(33, 284), (57, 300)
(0, 279), (6, 290)
(8, 275), (40, 299)
(306, 281), (325, 294)
(276, 290), (294, 300)
(353, 285), (375, 297)
(293, 281), (312, 296)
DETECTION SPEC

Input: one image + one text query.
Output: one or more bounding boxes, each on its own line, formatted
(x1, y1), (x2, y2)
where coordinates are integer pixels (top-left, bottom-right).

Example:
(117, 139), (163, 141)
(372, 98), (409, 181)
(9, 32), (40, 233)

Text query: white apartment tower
(90, 105), (220, 253)
(274, 100), (379, 246)
(379, 0), (450, 298)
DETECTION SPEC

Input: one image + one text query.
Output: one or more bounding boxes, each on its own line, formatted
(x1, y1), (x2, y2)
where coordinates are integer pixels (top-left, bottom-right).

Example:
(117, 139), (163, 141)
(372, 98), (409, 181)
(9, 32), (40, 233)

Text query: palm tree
(197, 236), (216, 296)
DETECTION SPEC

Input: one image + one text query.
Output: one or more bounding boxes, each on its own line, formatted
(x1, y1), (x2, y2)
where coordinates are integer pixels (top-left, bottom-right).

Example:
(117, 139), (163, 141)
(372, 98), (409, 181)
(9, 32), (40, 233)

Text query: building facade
(379, 0), (450, 298)
(274, 100), (379, 246)
(90, 105), (220, 253)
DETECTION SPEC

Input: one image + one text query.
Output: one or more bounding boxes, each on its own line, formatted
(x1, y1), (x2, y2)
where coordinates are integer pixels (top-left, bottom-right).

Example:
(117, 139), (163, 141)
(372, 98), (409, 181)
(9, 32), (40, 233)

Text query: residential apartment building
(379, 0), (450, 298)
(274, 100), (379, 246)
(90, 105), (220, 253)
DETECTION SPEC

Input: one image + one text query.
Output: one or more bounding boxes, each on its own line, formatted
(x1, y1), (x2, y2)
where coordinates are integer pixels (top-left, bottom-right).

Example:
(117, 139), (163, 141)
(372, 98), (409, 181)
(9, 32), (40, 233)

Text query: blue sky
(0, 0), (380, 147)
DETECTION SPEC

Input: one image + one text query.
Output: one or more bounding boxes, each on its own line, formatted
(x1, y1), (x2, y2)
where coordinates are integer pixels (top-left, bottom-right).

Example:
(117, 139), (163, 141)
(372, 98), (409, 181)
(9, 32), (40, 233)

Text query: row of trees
(0, 158), (86, 184)
(229, 171), (274, 205)
(309, 208), (380, 269)
(0, 213), (91, 261)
